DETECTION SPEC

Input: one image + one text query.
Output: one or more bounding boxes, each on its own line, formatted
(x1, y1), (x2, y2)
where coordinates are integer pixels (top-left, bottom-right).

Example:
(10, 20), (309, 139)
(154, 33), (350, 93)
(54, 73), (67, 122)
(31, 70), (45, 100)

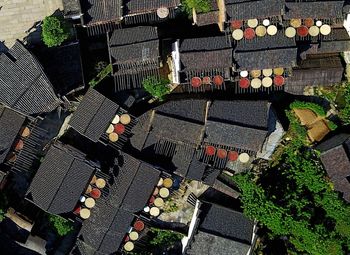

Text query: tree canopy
(48, 214), (73, 236)
(142, 76), (170, 101)
(181, 0), (212, 16)
(233, 105), (350, 255)
(41, 16), (70, 47)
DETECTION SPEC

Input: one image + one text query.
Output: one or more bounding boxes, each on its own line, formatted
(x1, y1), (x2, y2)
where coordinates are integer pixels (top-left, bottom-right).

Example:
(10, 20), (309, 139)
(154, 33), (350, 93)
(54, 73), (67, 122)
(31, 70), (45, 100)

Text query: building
(184, 201), (257, 255)
(108, 26), (161, 91)
(26, 143), (100, 214)
(316, 133), (350, 202)
(0, 41), (61, 116)
(72, 152), (160, 254)
(68, 88), (136, 149)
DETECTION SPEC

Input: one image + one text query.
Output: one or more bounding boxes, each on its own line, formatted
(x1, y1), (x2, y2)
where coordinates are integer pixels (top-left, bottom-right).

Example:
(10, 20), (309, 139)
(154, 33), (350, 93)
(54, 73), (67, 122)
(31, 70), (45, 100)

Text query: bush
(181, 0), (211, 16)
(89, 63), (112, 88)
(290, 101), (326, 117)
(48, 214), (73, 236)
(149, 228), (183, 247)
(339, 84), (350, 125)
(42, 16), (70, 47)
(142, 76), (170, 101)
(327, 120), (338, 131)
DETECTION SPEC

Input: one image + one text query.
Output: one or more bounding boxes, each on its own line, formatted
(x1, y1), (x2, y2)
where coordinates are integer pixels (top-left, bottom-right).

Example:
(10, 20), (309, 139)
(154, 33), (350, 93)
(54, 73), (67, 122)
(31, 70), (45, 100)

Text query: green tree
(48, 214), (73, 236)
(181, 0), (211, 16)
(232, 104), (350, 255)
(41, 16), (70, 47)
(149, 228), (183, 247)
(142, 76), (170, 101)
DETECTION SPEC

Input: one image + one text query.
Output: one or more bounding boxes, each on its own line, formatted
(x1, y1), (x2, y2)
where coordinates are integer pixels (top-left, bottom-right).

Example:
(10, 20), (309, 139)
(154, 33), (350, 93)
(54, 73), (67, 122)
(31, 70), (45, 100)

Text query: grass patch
(89, 63), (112, 88)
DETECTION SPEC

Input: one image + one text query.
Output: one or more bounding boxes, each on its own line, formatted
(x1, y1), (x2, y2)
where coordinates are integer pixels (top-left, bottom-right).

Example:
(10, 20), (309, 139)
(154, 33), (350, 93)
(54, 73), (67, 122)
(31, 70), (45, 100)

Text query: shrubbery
(339, 84), (350, 125)
(48, 214), (73, 236)
(142, 76), (170, 101)
(233, 105), (350, 255)
(290, 101), (326, 116)
(181, 0), (211, 16)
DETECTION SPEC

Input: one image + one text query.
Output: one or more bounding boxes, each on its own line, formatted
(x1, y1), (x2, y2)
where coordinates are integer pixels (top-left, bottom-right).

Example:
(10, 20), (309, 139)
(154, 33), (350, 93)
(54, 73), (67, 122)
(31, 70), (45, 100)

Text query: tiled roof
(234, 47), (297, 70)
(149, 113), (204, 146)
(234, 32), (296, 52)
(196, 11), (219, 26)
(0, 41), (60, 116)
(121, 163), (160, 212)
(180, 36), (231, 53)
(110, 40), (159, 64)
(78, 153), (160, 254)
(130, 111), (153, 150)
(109, 26), (158, 46)
(69, 88), (119, 142)
(26, 144), (95, 214)
(155, 99), (208, 124)
(81, 0), (122, 25)
(208, 100), (269, 129)
(316, 134), (350, 152)
(172, 145), (196, 177)
(181, 49), (232, 71)
(285, 56), (343, 95)
(284, 1), (344, 19)
(226, 0), (284, 20)
(187, 231), (251, 255)
(321, 145), (350, 202)
(186, 158), (207, 181)
(317, 29), (350, 54)
(0, 105), (25, 163)
(198, 202), (254, 244)
(124, 0), (180, 15)
(205, 121), (267, 152)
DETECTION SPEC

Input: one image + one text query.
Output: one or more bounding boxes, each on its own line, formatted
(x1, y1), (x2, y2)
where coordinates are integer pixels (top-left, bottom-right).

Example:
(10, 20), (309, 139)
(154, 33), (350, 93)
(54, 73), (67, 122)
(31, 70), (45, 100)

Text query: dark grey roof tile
(181, 49), (232, 71)
(234, 47), (297, 70)
(226, 0), (284, 20)
(284, 1), (344, 19)
(125, 0), (180, 15)
(205, 121), (267, 152)
(0, 106), (25, 163)
(199, 202), (254, 244)
(81, 0), (122, 25)
(180, 36), (231, 52)
(110, 26), (158, 46)
(208, 100), (269, 129)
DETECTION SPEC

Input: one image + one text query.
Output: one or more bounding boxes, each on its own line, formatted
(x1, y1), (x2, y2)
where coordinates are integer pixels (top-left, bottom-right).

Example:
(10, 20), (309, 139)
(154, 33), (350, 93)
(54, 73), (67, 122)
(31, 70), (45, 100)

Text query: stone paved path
(0, 0), (63, 47)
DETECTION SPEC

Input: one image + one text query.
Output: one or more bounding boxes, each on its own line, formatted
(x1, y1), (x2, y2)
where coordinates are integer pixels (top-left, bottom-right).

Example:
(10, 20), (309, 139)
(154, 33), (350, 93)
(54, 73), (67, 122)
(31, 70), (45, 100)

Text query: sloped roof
(26, 144), (95, 214)
(81, 0), (122, 25)
(149, 113), (204, 146)
(78, 153), (160, 254)
(155, 99), (208, 123)
(285, 55), (343, 95)
(284, 1), (344, 19)
(198, 202), (254, 244)
(124, 0), (180, 15)
(317, 29), (350, 54)
(110, 40), (159, 64)
(205, 121), (267, 152)
(181, 48), (232, 71)
(69, 89), (119, 142)
(320, 145), (350, 202)
(234, 48), (297, 70)
(187, 231), (251, 255)
(316, 134), (350, 152)
(235, 32), (296, 52)
(0, 41), (60, 116)
(180, 36), (231, 53)
(109, 26), (158, 46)
(208, 100), (269, 129)
(226, 0), (284, 20)
(196, 11), (220, 26)
(0, 105), (25, 163)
